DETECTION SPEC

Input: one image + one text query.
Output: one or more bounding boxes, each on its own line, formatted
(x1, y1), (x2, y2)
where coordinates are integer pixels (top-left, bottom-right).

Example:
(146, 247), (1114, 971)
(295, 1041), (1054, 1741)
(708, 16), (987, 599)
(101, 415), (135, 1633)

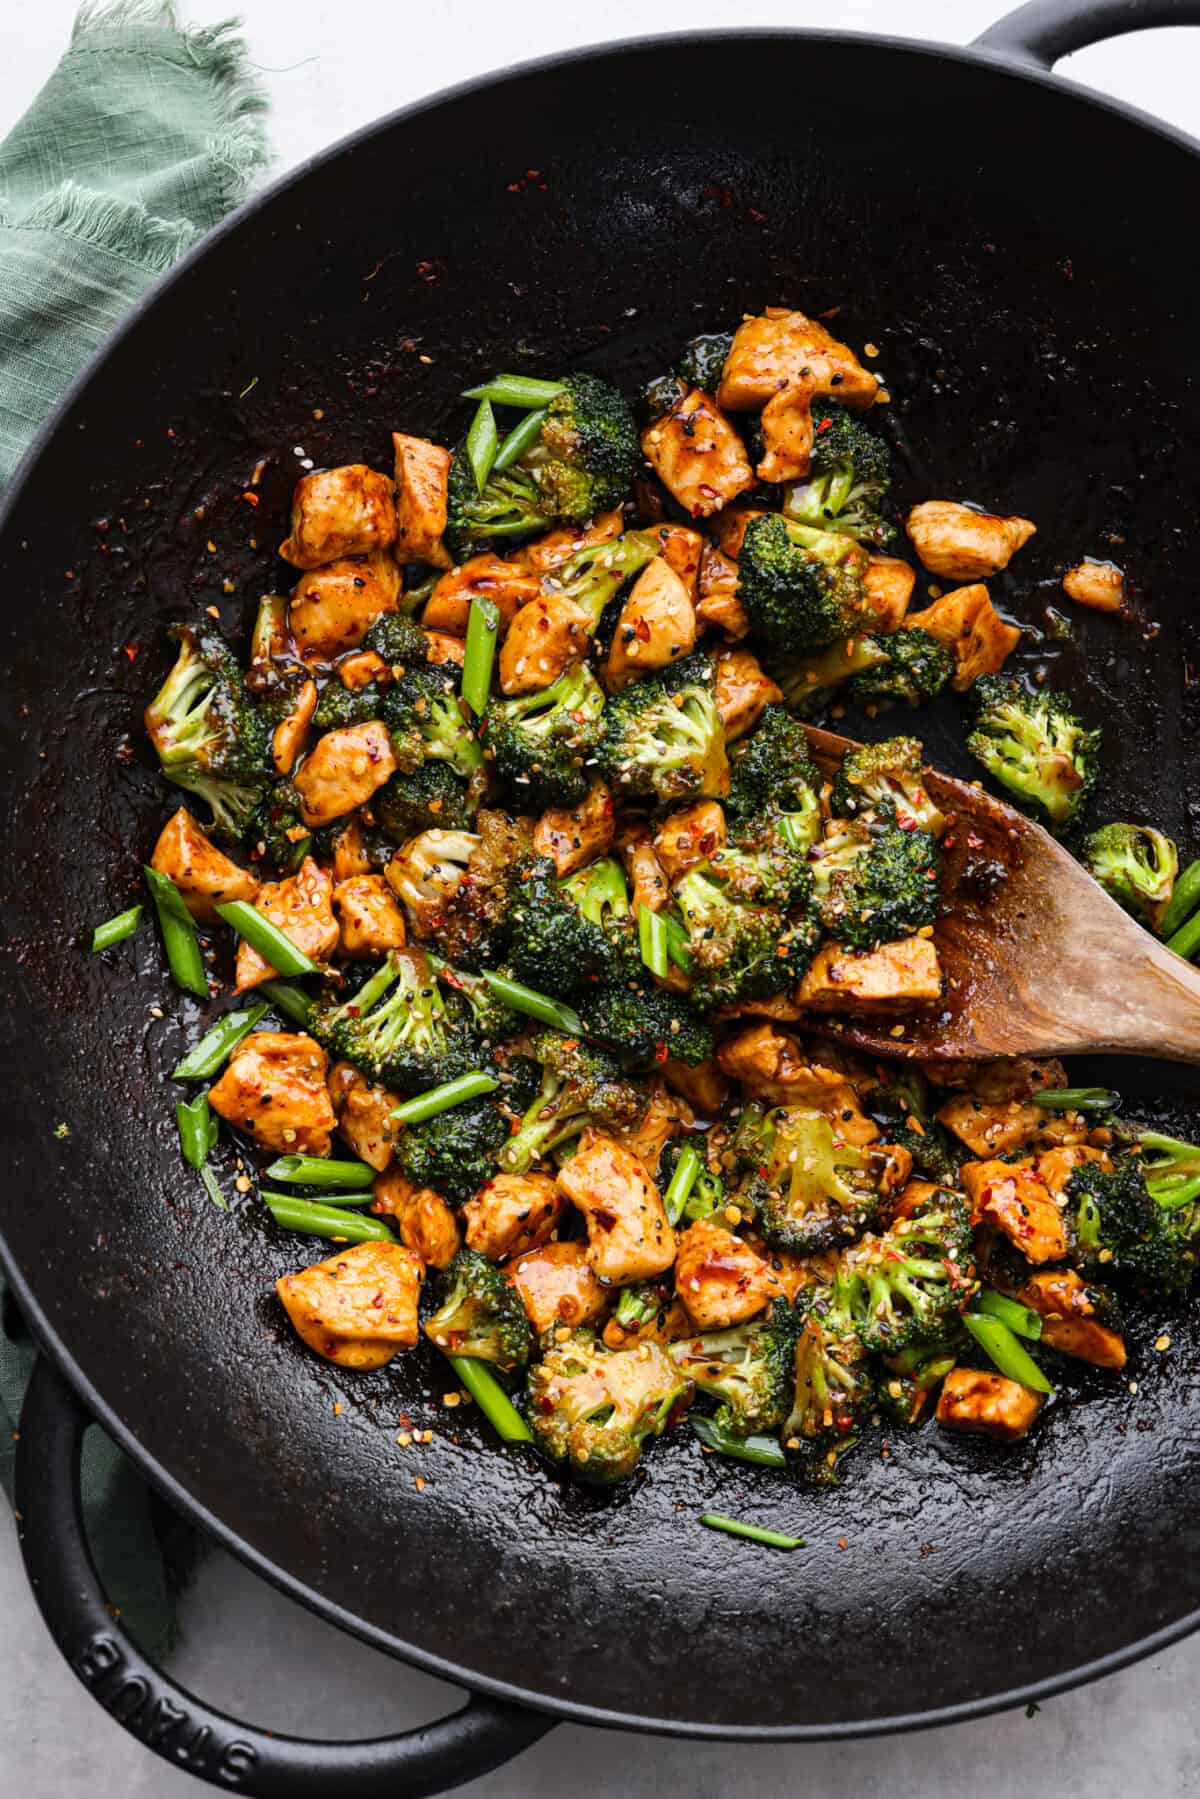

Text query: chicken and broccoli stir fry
(96, 306), (1200, 1500)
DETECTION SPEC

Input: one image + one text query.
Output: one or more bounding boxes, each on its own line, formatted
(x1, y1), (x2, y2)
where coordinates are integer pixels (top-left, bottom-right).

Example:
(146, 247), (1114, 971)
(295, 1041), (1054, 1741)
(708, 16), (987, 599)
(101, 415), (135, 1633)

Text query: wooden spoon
(800, 724), (1200, 1064)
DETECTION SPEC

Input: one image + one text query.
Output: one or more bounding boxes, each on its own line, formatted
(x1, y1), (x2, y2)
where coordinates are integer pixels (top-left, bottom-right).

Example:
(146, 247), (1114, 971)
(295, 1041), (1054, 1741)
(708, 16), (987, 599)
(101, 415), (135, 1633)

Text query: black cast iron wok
(5, 1), (1200, 1791)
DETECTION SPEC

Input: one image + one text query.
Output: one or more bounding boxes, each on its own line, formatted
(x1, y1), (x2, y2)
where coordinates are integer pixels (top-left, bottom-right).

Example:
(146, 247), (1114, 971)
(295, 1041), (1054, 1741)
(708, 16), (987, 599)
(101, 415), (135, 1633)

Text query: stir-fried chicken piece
(717, 1023), (879, 1146)
(462, 1173), (564, 1261)
(499, 592), (591, 695)
(641, 389), (755, 518)
(508, 1240), (610, 1335)
(862, 554), (916, 632)
(515, 510), (623, 573)
(293, 720), (397, 826)
(905, 584), (1021, 691)
(532, 780), (615, 876)
(209, 1030), (335, 1156)
(328, 1060), (403, 1172)
(714, 646), (782, 742)
(333, 874), (408, 959)
(674, 1216), (785, 1328)
(717, 308), (879, 413)
(606, 558), (697, 690)
(150, 807), (259, 923)
(373, 1169), (461, 1268)
(233, 857), (338, 993)
(1017, 1269), (1126, 1370)
(271, 679), (318, 776)
(424, 554), (540, 636)
(799, 936), (943, 1012)
(557, 1128), (677, 1284)
(936, 1368), (1044, 1442)
(654, 800), (726, 883)
(905, 501), (1036, 582)
(1062, 559), (1124, 613)
(276, 1240), (423, 1368)
(279, 465), (397, 569)
(393, 433), (452, 568)
(290, 553), (401, 658)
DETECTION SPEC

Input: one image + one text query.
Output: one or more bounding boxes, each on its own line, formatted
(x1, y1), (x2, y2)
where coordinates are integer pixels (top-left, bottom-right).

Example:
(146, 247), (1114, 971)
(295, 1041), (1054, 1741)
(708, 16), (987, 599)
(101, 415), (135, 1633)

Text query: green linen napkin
(0, 0), (270, 1656)
(0, 0), (270, 483)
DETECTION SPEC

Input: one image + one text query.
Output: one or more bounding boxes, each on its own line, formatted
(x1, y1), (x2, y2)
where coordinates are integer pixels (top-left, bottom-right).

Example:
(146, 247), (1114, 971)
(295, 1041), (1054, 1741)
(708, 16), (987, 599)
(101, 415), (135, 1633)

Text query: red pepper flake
(633, 616), (651, 642)
(816, 415), (835, 436)
(941, 833), (957, 851)
(242, 491), (259, 507)
(654, 1041), (668, 1063)
(122, 643), (139, 664)
(966, 832), (984, 850)
(837, 1537), (847, 1550)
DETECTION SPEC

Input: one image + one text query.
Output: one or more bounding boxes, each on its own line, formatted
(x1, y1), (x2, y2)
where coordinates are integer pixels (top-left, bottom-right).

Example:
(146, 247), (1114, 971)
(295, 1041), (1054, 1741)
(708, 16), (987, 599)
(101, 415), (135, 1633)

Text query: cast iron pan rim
(6, 19), (1200, 1741)
(4, 19), (1200, 541)
(8, 1236), (1200, 1741)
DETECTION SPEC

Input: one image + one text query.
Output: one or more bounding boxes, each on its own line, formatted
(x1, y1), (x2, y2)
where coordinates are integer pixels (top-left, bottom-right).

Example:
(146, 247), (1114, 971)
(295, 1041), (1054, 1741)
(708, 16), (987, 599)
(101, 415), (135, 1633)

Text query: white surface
(3, 1), (1200, 1793)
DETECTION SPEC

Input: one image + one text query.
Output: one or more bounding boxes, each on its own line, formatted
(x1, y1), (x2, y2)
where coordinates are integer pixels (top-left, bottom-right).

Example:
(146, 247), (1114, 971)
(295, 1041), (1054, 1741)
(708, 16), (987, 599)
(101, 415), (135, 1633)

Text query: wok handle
(977, 0), (1200, 66)
(15, 1358), (553, 1798)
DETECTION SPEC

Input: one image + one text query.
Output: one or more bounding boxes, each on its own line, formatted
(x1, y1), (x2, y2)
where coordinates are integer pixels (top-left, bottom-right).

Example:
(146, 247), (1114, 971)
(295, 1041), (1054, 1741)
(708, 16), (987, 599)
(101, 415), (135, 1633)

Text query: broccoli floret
(725, 705), (823, 853)
(579, 981), (714, 1067)
(845, 629), (954, 711)
(555, 528), (661, 631)
(397, 1098), (510, 1203)
(1083, 822), (1178, 931)
(643, 372), (687, 421)
(312, 682), (383, 731)
(967, 673), (1102, 830)
(677, 331), (734, 394)
(363, 612), (429, 669)
(528, 1332), (689, 1483)
(669, 1298), (800, 1437)
(737, 512), (869, 655)
(506, 854), (634, 998)
(673, 869), (820, 1008)
(535, 371), (639, 521)
(420, 811), (531, 971)
(309, 950), (479, 1094)
(782, 1286), (875, 1479)
(642, 333), (733, 421)
(810, 813), (940, 950)
(499, 1030), (645, 1174)
(380, 664), (483, 780)
(774, 637), (891, 716)
(246, 595), (310, 726)
(427, 952), (522, 1045)
(1067, 1155), (1189, 1291)
(374, 762), (473, 840)
(831, 737), (944, 836)
(658, 1132), (725, 1221)
(386, 827), (479, 915)
(424, 1249), (532, 1366)
(596, 651), (729, 807)
(782, 401), (894, 548)
(709, 824), (814, 910)
(877, 1337), (961, 1426)
(445, 452), (550, 562)
(741, 1108), (897, 1253)
(144, 623), (270, 839)
(612, 1278), (674, 1332)
(446, 372), (638, 559)
(485, 661), (605, 809)
(866, 1066), (963, 1187)
(252, 779), (314, 874)
(834, 1190), (977, 1353)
